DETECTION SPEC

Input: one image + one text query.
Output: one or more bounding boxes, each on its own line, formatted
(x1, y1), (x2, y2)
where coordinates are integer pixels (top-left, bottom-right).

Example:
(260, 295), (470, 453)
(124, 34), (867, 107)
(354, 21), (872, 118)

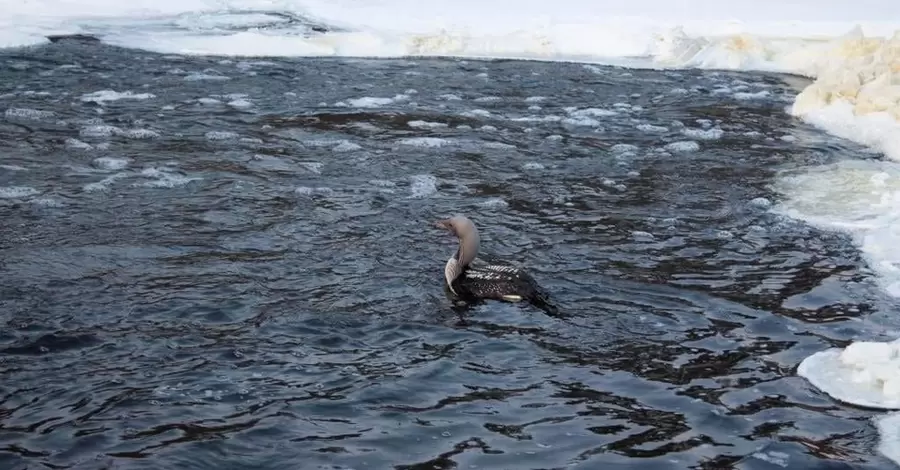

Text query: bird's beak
(434, 219), (450, 231)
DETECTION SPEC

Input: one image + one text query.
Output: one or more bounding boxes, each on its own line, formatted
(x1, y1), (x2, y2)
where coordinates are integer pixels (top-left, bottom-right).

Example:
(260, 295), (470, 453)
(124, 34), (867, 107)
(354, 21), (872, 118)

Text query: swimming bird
(435, 215), (555, 312)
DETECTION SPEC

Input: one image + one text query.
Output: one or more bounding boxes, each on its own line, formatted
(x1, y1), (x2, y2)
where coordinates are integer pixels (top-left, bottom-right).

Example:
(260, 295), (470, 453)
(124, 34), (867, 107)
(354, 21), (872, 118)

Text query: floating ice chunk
(80, 90), (155, 103)
(438, 94), (462, 101)
(461, 109), (491, 118)
(545, 135), (563, 141)
(408, 120), (448, 129)
(32, 198), (62, 207)
(398, 137), (449, 148)
(562, 116), (600, 126)
(749, 197), (772, 209)
(799, 339), (900, 409)
(751, 451), (789, 468)
(136, 168), (201, 188)
(409, 174), (437, 198)
(5, 108), (55, 120)
(682, 127), (724, 140)
(479, 197), (508, 209)
(119, 129), (160, 139)
(333, 141), (362, 152)
(80, 125), (122, 138)
(205, 131), (239, 141)
(342, 94), (408, 108)
(734, 90), (771, 100)
(299, 162), (323, 174)
(0, 186), (38, 198)
(525, 96), (546, 103)
(510, 115), (561, 123)
(197, 97), (221, 105)
(228, 99), (253, 108)
(93, 157), (129, 170)
(65, 138), (93, 150)
(295, 186), (333, 196)
(184, 73), (230, 81)
(637, 123), (669, 133)
(479, 125), (497, 132)
(611, 143), (639, 154)
(84, 173), (128, 192)
(632, 231), (655, 241)
(665, 141), (700, 152)
(570, 108), (617, 118)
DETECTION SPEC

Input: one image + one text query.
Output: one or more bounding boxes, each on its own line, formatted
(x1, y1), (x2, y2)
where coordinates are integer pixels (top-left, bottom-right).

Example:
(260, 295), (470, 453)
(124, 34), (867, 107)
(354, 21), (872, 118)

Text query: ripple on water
(0, 51), (891, 470)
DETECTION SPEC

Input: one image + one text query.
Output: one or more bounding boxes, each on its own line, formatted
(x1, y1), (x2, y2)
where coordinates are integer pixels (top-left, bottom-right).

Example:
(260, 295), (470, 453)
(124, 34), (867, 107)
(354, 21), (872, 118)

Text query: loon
(435, 215), (555, 312)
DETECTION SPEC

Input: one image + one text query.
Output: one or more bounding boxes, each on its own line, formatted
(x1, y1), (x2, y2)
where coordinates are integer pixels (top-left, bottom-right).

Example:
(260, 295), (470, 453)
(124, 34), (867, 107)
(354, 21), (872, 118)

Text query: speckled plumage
(436, 215), (554, 311)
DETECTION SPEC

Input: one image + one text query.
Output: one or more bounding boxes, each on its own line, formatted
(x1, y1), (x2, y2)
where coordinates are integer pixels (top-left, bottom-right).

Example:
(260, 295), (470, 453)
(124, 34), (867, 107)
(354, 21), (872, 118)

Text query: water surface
(0, 40), (894, 469)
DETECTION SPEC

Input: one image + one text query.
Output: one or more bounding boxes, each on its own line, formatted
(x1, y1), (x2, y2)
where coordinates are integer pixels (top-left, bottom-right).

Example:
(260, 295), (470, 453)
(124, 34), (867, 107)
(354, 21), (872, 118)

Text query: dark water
(0, 40), (896, 470)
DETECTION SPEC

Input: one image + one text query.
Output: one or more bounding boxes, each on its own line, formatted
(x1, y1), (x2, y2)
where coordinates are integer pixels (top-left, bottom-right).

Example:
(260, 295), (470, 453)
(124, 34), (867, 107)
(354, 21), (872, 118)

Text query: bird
(434, 215), (556, 313)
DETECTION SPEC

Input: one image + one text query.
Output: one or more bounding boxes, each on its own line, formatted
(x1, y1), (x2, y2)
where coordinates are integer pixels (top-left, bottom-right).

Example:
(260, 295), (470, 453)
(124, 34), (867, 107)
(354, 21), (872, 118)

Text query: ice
(340, 95), (409, 108)
(65, 138), (94, 150)
(408, 120), (448, 129)
(79, 125), (121, 138)
(6, 0), (900, 464)
(205, 131), (239, 141)
(332, 141), (362, 152)
(136, 168), (201, 188)
(0, 186), (39, 198)
(80, 90), (155, 103)
(397, 137), (449, 148)
(184, 72), (230, 81)
(772, 159), (900, 298)
(798, 340), (900, 409)
(734, 90), (771, 100)
(93, 157), (130, 170)
(299, 162), (323, 174)
(637, 123), (669, 133)
(682, 127), (724, 140)
(409, 174), (437, 198)
(665, 141), (701, 152)
(478, 197), (509, 209)
(5, 108), (55, 120)
(228, 98), (253, 108)
(119, 129), (160, 139)
(611, 144), (639, 154)
(84, 172), (128, 192)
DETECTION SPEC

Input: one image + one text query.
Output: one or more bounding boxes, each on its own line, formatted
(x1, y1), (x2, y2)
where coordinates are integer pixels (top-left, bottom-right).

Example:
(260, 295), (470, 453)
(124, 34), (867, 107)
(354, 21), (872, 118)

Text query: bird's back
(452, 262), (546, 304)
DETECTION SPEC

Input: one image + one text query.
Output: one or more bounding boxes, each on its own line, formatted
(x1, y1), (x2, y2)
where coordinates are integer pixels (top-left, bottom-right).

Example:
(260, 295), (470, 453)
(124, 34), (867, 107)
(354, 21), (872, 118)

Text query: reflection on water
(0, 41), (894, 469)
